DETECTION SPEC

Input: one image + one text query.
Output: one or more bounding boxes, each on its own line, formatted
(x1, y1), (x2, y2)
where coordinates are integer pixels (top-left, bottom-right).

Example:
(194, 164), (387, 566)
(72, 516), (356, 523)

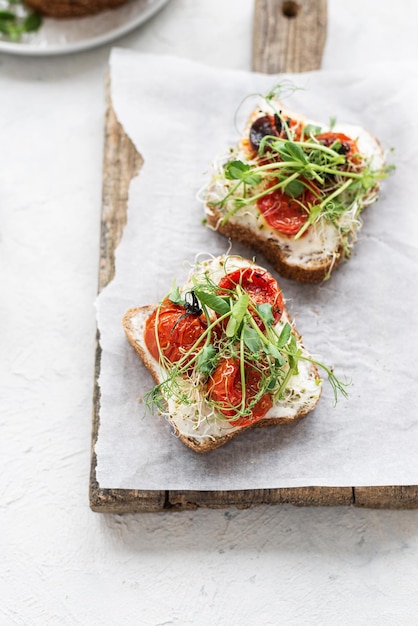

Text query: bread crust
(205, 104), (386, 283)
(206, 204), (344, 284)
(24, 0), (127, 17)
(122, 304), (321, 453)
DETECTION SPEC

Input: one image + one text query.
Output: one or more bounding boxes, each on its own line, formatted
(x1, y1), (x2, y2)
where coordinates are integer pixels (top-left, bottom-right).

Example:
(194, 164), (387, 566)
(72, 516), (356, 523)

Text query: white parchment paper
(95, 49), (418, 490)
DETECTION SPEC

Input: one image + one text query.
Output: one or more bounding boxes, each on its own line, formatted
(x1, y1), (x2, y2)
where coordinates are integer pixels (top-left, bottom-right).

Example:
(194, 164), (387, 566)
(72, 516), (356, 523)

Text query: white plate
(0, 0), (170, 56)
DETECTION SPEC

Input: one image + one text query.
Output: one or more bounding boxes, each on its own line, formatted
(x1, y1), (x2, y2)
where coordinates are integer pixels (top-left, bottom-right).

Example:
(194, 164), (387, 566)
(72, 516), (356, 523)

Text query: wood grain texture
(252, 0), (327, 73)
(90, 1), (418, 512)
(98, 94), (143, 292)
(90, 84), (166, 513)
(354, 486), (418, 510)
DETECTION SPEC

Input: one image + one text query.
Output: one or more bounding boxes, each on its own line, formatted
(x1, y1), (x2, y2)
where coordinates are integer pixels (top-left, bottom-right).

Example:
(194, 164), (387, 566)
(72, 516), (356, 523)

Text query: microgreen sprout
(144, 258), (348, 424)
(208, 83), (394, 250)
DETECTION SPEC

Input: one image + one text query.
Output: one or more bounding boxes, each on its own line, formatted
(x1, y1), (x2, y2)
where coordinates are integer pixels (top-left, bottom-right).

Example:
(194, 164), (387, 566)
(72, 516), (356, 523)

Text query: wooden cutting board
(90, 0), (418, 512)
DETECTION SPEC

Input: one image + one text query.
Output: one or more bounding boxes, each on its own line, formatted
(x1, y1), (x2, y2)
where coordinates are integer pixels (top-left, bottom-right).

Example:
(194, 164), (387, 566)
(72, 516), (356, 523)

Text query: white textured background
(1, 1), (418, 624)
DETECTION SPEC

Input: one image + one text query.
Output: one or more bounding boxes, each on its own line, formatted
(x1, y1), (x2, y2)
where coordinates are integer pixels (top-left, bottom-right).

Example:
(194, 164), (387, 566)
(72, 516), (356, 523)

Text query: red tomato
(257, 182), (318, 236)
(208, 358), (272, 426)
(315, 132), (358, 159)
(144, 299), (207, 364)
(207, 358), (241, 418)
(218, 266), (283, 327)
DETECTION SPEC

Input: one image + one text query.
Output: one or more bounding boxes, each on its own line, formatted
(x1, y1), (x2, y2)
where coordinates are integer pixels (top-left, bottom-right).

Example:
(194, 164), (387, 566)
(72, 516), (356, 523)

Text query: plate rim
(0, 0), (170, 56)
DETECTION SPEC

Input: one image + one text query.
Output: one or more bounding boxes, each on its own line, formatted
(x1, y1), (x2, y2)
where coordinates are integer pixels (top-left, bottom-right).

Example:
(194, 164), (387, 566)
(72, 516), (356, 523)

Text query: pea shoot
(144, 258), (348, 426)
(207, 84), (394, 253)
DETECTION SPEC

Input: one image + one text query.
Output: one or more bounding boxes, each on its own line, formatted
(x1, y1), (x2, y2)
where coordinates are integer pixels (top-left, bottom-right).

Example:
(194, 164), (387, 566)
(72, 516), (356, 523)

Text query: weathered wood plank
(98, 92), (143, 291)
(90, 0), (417, 512)
(354, 486), (418, 510)
(167, 487), (353, 511)
(89, 81), (166, 513)
(252, 0), (327, 74)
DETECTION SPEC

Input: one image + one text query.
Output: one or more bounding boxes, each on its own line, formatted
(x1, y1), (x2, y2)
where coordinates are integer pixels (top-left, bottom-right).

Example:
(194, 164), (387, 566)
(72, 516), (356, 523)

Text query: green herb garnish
(145, 258), (348, 424)
(0, 1), (42, 41)
(208, 83), (394, 252)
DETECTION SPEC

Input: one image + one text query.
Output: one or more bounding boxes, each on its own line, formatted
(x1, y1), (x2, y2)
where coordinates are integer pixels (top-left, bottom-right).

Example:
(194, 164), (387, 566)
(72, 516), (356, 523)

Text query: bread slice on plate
(122, 255), (345, 453)
(205, 89), (391, 283)
(24, 0), (127, 17)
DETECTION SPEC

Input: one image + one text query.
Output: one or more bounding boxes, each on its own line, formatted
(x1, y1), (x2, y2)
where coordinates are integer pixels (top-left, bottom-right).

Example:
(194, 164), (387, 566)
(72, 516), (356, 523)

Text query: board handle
(253, 0), (327, 73)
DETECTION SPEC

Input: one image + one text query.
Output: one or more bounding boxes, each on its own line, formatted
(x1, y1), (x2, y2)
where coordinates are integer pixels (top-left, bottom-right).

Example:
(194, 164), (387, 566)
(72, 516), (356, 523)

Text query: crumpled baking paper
(95, 49), (418, 490)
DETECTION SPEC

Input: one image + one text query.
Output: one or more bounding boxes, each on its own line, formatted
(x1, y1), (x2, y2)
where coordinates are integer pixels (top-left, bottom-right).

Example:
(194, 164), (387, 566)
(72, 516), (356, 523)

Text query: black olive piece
(273, 113), (283, 134)
(249, 115), (277, 151)
(318, 136), (350, 156)
(338, 142), (350, 155)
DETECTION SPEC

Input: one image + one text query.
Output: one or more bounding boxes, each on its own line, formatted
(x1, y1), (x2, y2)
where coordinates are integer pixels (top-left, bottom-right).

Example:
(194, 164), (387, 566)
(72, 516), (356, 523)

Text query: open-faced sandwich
(205, 86), (392, 283)
(123, 255), (347, 452)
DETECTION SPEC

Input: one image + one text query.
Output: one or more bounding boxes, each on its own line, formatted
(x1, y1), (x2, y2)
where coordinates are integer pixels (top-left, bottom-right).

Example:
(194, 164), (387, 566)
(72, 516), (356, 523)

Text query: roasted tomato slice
(144, 298), (207, 364)
(208, 358), (273, 426)
(315, 132), (358, 159)
(218, 266), (283, 327)
(257, 182), (318, 236)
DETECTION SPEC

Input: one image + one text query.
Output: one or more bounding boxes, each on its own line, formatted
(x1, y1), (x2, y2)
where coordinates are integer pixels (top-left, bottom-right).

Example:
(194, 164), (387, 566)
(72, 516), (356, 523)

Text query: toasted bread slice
(123, 306), (321, 453)
(206, 204), (344, 283)
(123, 256), (322, 452)
(205, 100), (386, 283)
(24, 0), (127, 17)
